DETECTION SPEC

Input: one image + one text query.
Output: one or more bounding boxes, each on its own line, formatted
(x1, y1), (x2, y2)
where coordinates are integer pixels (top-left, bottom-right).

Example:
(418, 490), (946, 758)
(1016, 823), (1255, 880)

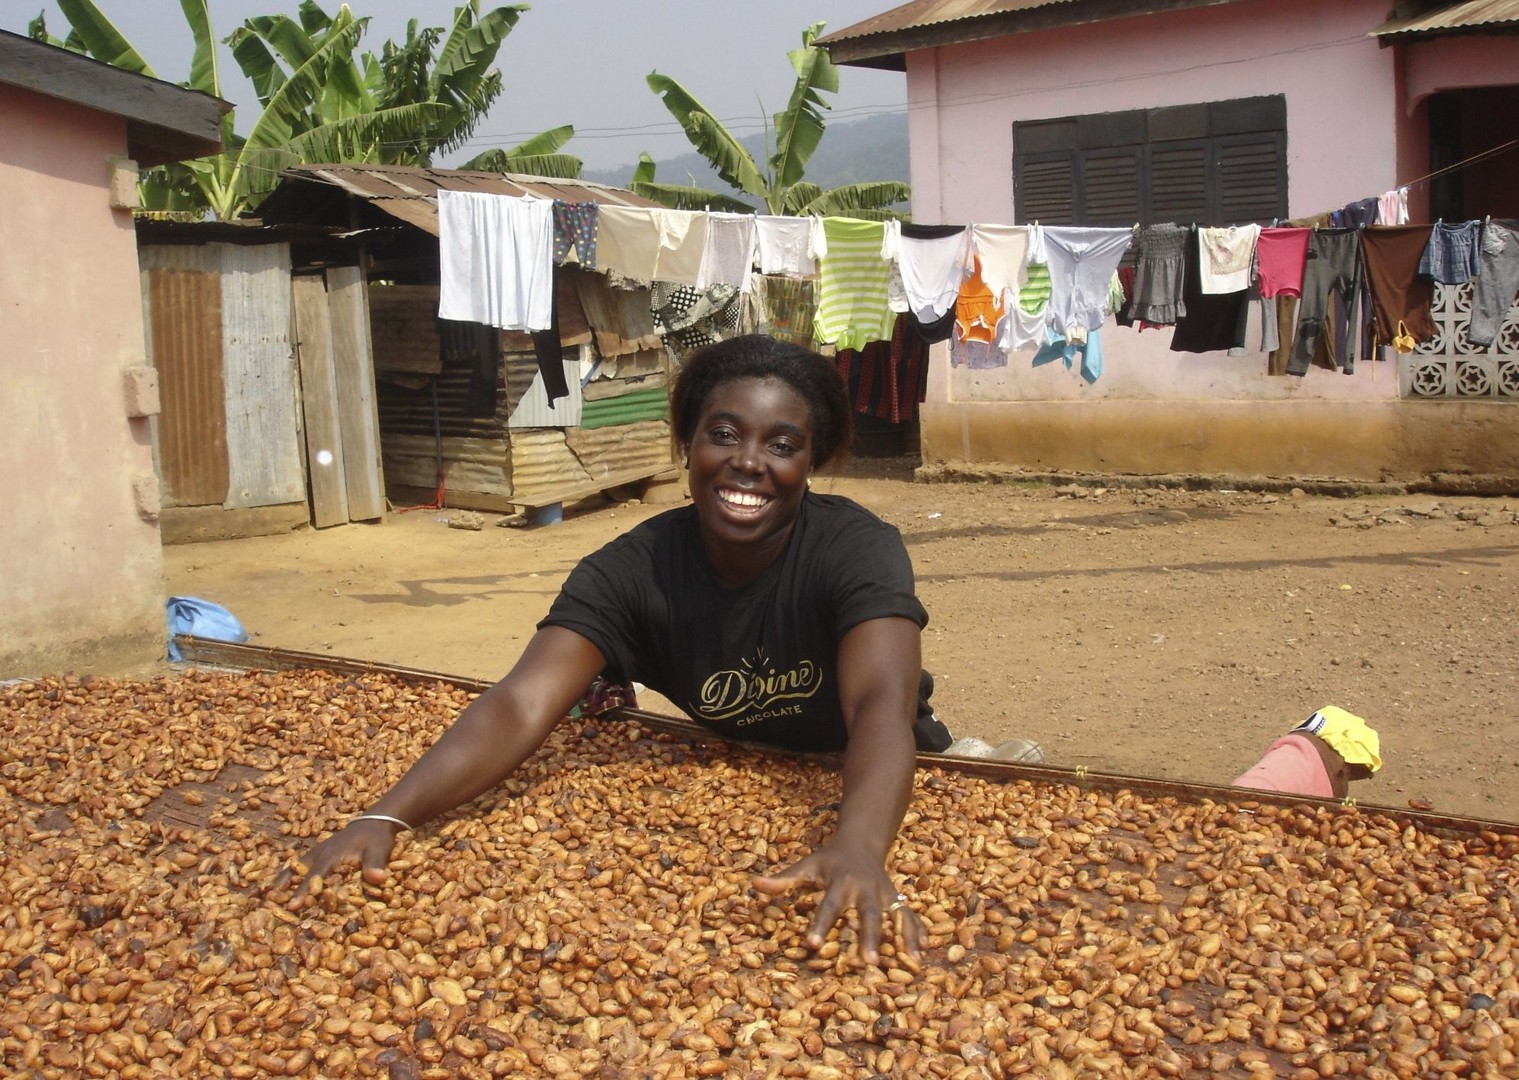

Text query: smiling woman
(292, 335), (950, 965)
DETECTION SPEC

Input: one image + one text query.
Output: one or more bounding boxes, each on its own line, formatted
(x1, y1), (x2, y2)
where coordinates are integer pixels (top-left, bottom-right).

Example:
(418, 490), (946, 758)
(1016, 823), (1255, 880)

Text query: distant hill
(582, 110), (909, 208)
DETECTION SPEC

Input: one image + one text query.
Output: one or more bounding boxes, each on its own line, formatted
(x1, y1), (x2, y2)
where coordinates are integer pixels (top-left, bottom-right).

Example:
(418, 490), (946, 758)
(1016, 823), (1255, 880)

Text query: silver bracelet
(353, 813), (413, 831)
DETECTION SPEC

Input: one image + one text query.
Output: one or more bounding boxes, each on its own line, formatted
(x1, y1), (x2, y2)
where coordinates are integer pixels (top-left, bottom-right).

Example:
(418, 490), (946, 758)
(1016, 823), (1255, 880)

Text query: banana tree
(377, 3), (522, 165)
(213, 8), (463, 216)
(458, 125), (584, 179)
(30, 0), (578, 219)
(229, 1), (528, 168)
(643, 22), (909, 219)
(627, 154), (753, 213)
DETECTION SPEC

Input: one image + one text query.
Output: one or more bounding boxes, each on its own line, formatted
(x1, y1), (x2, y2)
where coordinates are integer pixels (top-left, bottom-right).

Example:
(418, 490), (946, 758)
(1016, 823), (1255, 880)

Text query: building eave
(0, 29), (227, 166)
(820, 0), (1252, 67)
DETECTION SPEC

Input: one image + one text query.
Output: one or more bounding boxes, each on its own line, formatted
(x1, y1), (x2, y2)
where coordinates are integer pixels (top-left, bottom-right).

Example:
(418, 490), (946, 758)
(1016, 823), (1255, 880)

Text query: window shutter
(1015, 154), (1076, 225)
(1148, 142), (1209, 224)
(1215, 132), (1287, 224)
(1012, 96), (1285, 227)
(1079, 149), (1142, 226)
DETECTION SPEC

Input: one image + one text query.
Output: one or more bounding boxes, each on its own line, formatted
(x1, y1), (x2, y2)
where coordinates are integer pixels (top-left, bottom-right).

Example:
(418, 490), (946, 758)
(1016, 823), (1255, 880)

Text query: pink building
(822, 0), (1519, 485)
(0, 31), (226, 677)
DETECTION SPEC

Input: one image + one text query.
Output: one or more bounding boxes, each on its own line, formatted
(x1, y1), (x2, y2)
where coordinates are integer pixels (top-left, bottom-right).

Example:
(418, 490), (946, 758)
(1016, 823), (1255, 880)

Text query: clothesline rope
(1398, 138), (1519, 192)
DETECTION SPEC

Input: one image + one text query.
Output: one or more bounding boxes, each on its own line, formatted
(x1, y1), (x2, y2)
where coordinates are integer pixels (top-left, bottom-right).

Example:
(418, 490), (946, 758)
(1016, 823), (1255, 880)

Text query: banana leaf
(629, 181), (754, 214)
(771, 22), (838, 194)
(503, 125), (575, 157)
(792, 180), (912, 220)
(226, 28), (285, 106)
(646, 72), (767, 201)
(432, 3), (524, 101)
(460, 150), (583, 179)
(179, 0), (220, 97)
(55, 0), (155, 75)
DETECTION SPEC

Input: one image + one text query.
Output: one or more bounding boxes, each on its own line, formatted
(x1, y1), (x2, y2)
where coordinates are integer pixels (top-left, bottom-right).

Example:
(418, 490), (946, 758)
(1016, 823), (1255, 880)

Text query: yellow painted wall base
(921, 400), (1519, 488)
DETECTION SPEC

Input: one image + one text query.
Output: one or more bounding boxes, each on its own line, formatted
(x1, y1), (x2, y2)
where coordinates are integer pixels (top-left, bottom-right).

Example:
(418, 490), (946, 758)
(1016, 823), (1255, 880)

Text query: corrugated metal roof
(267, 163), (659, 236)
(1372, 0), (1519, 37)
(822, 0), (1076, 41)
(819, 0), (1249, 68)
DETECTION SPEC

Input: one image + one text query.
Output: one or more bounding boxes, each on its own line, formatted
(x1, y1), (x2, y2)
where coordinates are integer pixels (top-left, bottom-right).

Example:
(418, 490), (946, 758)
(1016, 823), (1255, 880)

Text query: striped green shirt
(814, 218), (895, 352)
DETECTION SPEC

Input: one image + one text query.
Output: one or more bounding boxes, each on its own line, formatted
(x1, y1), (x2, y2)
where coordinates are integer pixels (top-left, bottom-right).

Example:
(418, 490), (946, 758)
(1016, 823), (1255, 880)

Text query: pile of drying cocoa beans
(1, 668), (1515, 1079)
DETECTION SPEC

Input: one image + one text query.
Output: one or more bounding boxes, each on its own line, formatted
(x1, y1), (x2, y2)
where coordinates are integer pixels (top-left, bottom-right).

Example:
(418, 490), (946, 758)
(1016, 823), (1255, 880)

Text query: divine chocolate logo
(693, 649), (822, 722)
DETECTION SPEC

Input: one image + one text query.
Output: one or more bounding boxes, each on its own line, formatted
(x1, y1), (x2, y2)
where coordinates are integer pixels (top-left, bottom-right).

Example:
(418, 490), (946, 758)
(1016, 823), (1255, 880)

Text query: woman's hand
(760, 616), (929, 966)
(275, 627), (607, 910)
(284, 818), (402, 909)
(752, 842), (924, 966)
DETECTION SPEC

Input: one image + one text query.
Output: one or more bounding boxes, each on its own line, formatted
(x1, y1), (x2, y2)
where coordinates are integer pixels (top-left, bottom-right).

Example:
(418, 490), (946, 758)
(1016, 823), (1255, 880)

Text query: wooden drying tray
(169, 636), (1519, 845)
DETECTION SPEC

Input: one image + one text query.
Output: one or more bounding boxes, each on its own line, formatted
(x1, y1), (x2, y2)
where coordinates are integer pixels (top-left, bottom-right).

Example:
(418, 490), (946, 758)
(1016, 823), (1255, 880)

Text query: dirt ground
(162, 460), (1519, 824)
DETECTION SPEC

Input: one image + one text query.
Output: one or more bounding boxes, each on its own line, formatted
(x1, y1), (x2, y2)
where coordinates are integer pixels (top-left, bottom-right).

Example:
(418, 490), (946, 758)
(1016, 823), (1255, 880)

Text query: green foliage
(456, 124), (585, 179)
(29, 0), (581, 220)
(626, 154), (757, 213)
(645, 73), (768, 203)
(55, 0), (154, 73)
(790, 180), (910, 221)
(642, 22), (908, 218)
(460, 150), (584, 179)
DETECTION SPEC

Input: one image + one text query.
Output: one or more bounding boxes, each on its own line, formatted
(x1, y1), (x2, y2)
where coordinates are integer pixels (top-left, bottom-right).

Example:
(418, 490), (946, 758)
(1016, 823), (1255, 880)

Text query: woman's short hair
(669, 335), (854, 470)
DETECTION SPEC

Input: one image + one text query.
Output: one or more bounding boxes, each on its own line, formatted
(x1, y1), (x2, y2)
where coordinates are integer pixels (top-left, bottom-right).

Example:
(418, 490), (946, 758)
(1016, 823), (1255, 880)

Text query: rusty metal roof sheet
(819, 0), (1249, 68)
(822, 0), (1076, 40)
(1372, 0), (1519, 37)
(263, 163), (659, 235)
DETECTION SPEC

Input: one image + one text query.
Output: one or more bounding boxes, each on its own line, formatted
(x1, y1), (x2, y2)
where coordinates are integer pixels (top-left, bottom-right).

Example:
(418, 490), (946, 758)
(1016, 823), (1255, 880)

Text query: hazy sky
(12, 0), (909, 170)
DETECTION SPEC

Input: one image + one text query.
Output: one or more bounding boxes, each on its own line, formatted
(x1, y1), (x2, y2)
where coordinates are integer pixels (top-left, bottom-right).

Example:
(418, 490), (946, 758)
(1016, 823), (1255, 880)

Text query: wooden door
(291, 270), (386, 527)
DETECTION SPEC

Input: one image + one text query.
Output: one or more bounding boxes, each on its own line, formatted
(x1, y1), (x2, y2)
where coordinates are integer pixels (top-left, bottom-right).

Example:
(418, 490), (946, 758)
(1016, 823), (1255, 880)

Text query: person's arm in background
(286, 626), (606, 904)
(752, 616), (926, 965)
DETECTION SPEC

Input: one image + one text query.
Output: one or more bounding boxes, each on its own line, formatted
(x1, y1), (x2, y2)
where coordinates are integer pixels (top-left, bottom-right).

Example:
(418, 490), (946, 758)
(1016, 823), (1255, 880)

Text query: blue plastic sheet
(165, 596), (249, 661)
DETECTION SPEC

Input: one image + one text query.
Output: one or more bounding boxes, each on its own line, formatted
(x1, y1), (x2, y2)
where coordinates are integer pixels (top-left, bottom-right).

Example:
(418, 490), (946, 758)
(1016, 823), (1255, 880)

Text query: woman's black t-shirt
(540, 492), (943, 752)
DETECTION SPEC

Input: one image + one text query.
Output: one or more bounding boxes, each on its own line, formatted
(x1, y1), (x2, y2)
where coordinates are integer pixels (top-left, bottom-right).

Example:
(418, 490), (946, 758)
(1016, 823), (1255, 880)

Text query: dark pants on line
(1288, 230), (1361, 376)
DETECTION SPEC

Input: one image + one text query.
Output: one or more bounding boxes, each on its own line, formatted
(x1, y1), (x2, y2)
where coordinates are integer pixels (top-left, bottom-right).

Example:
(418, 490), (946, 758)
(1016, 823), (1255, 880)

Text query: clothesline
(434, 187), (1516, 395)
(1398, 137), (1519, 192)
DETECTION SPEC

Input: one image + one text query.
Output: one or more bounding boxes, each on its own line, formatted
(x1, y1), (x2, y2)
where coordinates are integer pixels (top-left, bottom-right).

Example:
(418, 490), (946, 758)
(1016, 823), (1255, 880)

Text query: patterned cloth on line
(833, 314), (931, 424)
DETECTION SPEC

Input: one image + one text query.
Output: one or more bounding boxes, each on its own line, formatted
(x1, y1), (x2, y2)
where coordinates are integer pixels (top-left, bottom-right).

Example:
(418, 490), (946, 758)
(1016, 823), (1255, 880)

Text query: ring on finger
(886, 892), (910, 913)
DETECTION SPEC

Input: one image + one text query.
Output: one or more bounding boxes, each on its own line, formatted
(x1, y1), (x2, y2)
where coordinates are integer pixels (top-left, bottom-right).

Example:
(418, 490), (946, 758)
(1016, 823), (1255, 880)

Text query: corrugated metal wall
(372, 300), (509, 498)
(370, 285), (443, 374)
(145, 267), (227, 507)
(505, 347), (584, 429)
(368, 273), (678, 509)
(140, 242), (303, 510)
(566, 420), (674, 477)
(579, 386), (669, 429)
(509, 428), (594, 499)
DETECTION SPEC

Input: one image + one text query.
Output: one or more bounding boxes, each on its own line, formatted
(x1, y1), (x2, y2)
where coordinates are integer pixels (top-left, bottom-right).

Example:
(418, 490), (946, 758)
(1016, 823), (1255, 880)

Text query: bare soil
(162, 461), (1519, 823)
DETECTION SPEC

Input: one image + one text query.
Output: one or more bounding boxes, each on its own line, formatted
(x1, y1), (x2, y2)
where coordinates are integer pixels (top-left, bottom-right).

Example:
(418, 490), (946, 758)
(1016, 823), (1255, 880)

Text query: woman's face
(686, 376), (814, 555)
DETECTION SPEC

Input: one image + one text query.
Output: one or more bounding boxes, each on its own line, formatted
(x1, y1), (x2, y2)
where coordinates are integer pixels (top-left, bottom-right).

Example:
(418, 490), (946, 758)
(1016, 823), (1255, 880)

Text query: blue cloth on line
(1031, 327), (1103, 383)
